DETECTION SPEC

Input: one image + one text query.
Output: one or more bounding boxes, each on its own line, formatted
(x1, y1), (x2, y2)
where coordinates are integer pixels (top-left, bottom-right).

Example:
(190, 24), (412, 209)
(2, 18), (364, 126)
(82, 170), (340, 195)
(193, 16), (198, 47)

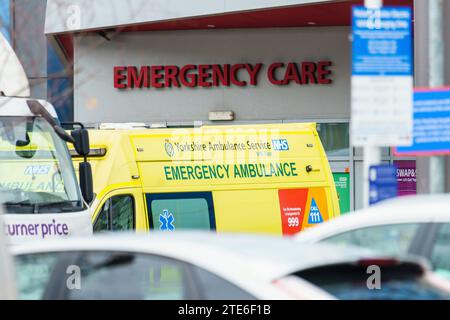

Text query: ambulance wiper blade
(4, 200), (81, 214)
(4, 201), (38, 214)
(35, 200), (82, 213)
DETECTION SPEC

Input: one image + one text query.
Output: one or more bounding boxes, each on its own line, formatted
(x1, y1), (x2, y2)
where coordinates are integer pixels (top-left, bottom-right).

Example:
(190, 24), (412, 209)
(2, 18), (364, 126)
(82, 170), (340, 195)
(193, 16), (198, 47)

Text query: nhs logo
(272, 139), (289, 151)
(24, 165), (51, 175)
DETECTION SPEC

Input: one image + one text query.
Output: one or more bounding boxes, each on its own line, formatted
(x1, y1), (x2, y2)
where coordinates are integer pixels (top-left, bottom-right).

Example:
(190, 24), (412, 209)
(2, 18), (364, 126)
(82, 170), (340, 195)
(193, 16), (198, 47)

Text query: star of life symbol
(159, 209), (175, 231)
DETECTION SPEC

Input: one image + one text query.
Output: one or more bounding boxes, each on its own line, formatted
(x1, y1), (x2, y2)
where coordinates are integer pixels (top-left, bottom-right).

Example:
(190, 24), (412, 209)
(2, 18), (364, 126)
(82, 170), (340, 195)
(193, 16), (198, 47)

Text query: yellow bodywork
(71, 123), (340, 236)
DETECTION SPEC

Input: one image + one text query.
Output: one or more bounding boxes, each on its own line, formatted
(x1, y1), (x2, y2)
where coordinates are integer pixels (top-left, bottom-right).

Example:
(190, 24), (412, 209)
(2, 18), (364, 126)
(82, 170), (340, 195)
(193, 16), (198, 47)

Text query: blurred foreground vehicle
(294, 195), (450, 278)
(11, 232), (450, 300)
(0, 33), (93, 244)
(0, 205), (16, 299)
(69, 122), (340, 236)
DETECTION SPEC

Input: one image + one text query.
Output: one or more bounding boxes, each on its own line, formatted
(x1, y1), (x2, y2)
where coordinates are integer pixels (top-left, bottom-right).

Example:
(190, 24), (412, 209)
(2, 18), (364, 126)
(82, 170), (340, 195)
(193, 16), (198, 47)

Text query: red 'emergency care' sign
(114, 61), (333, 89)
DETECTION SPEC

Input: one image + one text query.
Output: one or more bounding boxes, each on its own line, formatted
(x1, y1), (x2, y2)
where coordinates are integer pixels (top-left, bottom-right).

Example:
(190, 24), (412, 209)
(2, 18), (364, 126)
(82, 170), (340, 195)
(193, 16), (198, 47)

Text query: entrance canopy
(45, 0), (413, 61)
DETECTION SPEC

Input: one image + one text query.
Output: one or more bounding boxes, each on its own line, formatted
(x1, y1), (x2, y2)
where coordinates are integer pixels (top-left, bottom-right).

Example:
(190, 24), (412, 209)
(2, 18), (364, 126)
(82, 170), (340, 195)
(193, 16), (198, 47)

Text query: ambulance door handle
(306, 165), (320, 173)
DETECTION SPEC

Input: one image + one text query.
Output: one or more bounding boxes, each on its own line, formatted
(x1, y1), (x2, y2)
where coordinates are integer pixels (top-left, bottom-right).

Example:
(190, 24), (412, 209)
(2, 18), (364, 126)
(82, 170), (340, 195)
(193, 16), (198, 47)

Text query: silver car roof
(12, 231), (388, 282)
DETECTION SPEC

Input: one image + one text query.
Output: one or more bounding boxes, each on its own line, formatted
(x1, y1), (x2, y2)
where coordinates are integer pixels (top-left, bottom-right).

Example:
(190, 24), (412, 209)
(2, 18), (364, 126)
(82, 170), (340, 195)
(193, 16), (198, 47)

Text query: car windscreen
(293, 261), (450, 300)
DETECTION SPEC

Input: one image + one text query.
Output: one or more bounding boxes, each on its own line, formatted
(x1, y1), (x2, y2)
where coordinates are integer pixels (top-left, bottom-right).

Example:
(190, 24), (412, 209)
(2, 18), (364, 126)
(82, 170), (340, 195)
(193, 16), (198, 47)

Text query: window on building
(47, 76), (74, 122)
(47, 37), (74, 122)
(146, 192), (216, 231)
(0, 0), (11, 42)
(354, 147), (390, 157)
(316, 123), (350, 157)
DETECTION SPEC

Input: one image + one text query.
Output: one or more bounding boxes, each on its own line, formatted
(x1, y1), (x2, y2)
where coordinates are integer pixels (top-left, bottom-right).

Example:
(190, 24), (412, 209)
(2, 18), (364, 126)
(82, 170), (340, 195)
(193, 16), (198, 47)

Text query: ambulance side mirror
(63, 123), (93, 204)
(79, 162), (94, 204)
(71, 128), (90, 157)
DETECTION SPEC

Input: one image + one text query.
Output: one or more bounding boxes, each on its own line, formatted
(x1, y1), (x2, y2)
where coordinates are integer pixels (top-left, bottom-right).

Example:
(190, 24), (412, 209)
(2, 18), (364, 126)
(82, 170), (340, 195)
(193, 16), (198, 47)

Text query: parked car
(11, 232), (450, 300)
(294, 195), (450, 279)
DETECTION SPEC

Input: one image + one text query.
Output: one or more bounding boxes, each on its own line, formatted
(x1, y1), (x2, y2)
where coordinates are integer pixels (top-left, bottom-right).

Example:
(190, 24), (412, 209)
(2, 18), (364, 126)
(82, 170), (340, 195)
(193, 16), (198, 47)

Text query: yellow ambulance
(70, 123), (340, 236)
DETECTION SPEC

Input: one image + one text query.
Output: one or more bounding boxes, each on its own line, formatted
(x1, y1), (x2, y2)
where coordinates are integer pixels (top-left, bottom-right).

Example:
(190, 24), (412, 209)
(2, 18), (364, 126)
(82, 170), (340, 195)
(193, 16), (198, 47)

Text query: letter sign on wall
(113, 62), (333, 90)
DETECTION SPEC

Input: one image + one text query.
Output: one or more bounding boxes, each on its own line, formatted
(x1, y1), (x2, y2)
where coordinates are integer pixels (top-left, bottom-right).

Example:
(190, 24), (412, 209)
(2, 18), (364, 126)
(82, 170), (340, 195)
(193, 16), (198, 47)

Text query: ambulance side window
(111, 195), (135, 231)
(93, 202), (110, 232)
(94, 195), (135, 232)
(146, 192), (216, 231)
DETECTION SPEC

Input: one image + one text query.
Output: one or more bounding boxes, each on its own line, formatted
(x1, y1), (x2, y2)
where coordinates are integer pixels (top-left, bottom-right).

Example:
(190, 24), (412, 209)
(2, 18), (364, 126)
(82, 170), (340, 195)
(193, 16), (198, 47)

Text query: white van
(0, 31), (93, 244)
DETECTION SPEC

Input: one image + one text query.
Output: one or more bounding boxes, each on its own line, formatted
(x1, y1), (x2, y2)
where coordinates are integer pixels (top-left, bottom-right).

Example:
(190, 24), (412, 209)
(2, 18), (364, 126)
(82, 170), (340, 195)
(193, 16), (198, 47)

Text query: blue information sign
(352, 6), (413, 76)
(351, 6), (413, 147)
(395, 89), (450, 155)
(369, 165), (398, 205)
